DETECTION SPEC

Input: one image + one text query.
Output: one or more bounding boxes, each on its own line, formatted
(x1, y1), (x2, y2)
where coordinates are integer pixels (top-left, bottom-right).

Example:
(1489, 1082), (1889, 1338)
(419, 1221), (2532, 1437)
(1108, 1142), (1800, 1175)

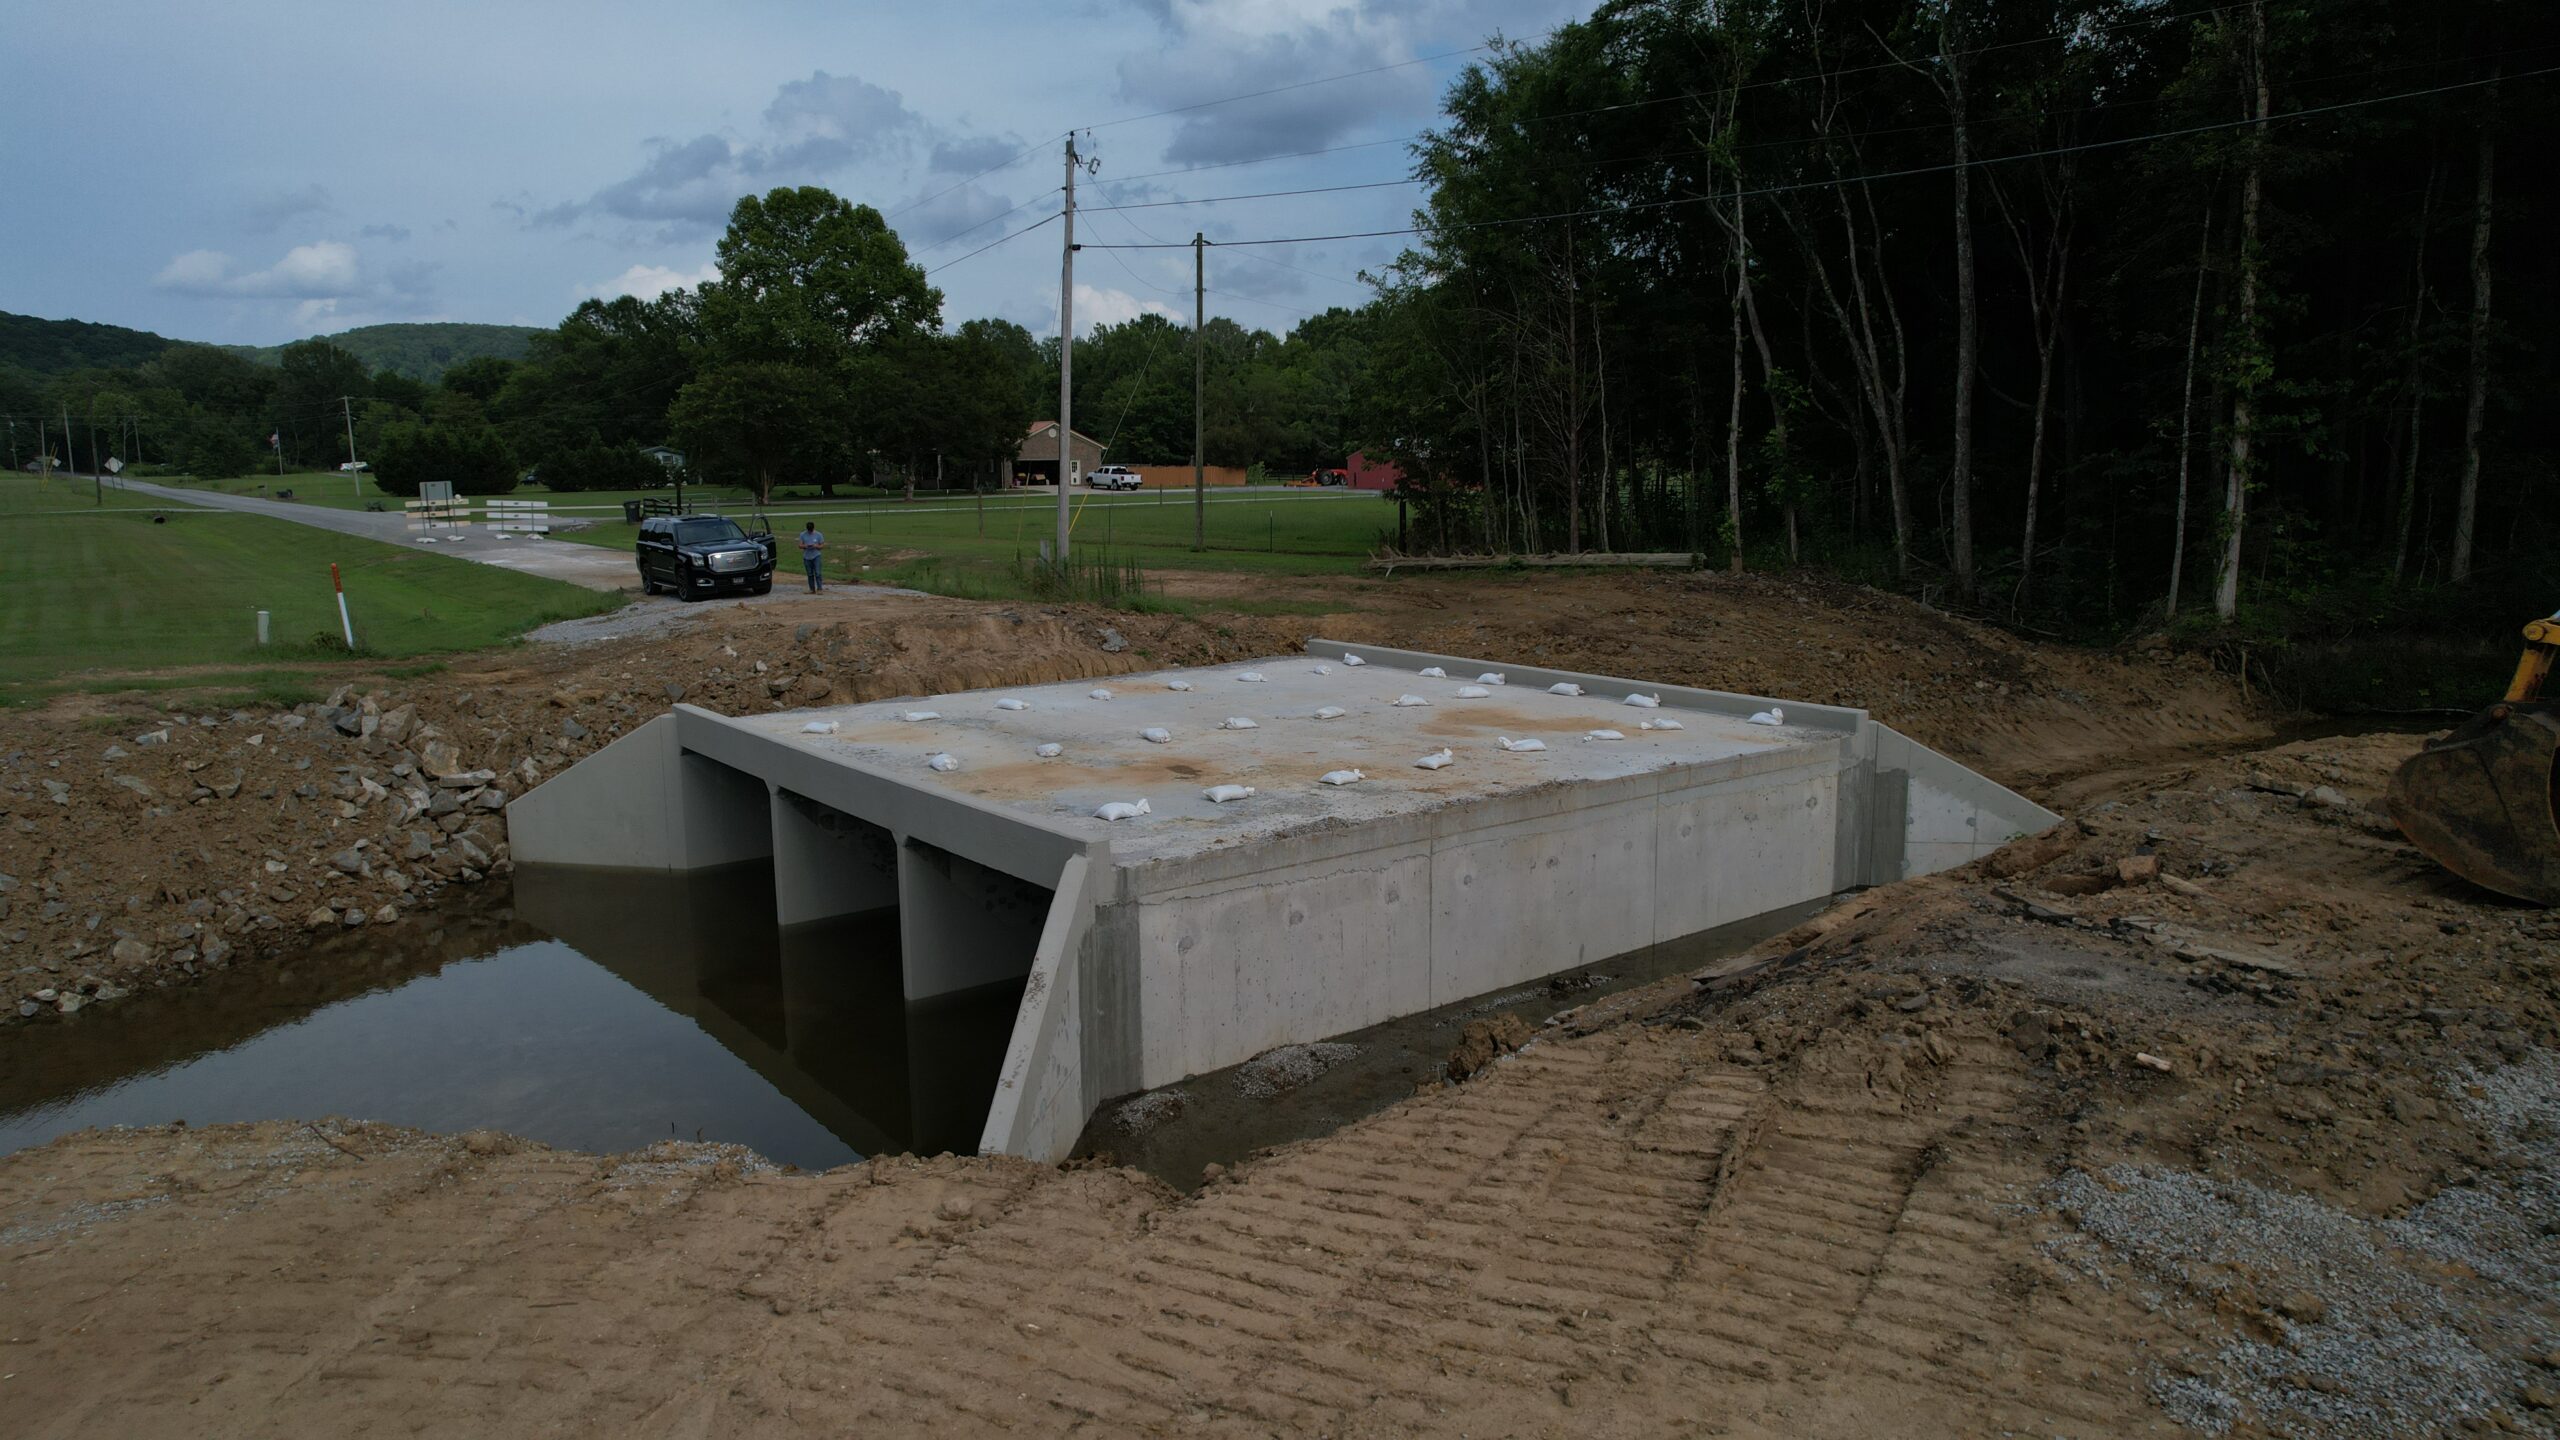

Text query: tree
(271, 341), (370, 467)
(697, 187), (941, 365)
(372, 421), (515, 497)
(668, 362), (848, 504)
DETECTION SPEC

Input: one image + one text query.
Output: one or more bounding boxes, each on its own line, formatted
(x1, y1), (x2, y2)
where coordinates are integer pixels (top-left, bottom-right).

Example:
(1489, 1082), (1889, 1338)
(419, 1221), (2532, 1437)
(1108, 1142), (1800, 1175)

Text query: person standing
(798, 521), (826, 594)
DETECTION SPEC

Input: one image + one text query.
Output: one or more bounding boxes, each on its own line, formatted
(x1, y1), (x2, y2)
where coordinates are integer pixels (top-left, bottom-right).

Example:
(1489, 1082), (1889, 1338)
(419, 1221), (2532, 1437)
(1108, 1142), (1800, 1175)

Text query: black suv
(636, 515), (777, 599)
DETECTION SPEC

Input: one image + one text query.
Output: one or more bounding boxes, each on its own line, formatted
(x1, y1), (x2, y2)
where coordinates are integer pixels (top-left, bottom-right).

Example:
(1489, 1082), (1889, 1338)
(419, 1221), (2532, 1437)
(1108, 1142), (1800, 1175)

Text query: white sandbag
(1311, 705), (1347, 720)
(1035, 743), (1063, 758)
(1166, 679), (1193, 692)
(1140, 727), (1173, 744)
(1203, 784), (1256, 803)
(1095, 799), (1152, 822)
(1342, 654), (1366, 666)
(1391, 694), (1431, 707)
(927, 752), (960, 772)
(1454, 685), (1491, 699)
(799, 720), (840, 735)
(1582, 729), (1626, 742)
(1311, 665), (1331, 675)
(995, 698), (1029, 711)
(900, 710), (941, 722)
(1638, 718), (1686, 732)
(1219, 716), (1259, 730)
(1089, 688), (1114, 701)
(1497, 736), (1548, 752)
(1236, 671), (1267, 683)
(1623, 693), (1661, 708)
(1748, 706), (1784, 726)
(1477, 673), (1506, 685)
(1418, 666), (1447, 679)
(1415, 748), (1455, 770)
(1318, 768), (1365, 786)
(1548, 682), (1584, 696)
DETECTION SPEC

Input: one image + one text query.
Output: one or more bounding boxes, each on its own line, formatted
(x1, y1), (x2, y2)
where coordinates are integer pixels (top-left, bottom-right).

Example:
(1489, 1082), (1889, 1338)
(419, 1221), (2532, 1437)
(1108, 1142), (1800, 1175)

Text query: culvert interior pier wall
(507, 640), (2060, 1164)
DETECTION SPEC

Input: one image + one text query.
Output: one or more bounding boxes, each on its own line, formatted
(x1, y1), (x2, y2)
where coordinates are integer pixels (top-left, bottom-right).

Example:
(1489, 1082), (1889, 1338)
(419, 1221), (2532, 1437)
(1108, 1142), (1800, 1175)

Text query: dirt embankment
(0, 572), (2258, 1026)
(6, 714), (2556, 1435)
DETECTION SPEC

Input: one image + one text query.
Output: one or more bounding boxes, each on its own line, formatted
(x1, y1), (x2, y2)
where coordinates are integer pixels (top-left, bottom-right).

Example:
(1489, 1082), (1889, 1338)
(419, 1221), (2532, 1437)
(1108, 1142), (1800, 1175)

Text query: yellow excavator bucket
(2385, 614), (2560, 906)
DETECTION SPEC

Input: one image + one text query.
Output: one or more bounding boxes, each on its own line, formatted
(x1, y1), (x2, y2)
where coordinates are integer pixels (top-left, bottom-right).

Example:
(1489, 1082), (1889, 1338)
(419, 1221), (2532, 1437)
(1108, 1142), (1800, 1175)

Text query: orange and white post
(330, 563), (355, 649)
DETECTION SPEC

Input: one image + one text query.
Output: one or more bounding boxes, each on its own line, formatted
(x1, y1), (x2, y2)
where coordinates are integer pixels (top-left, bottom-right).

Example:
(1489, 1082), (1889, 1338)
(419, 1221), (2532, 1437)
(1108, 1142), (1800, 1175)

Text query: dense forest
(1346, 0), (2557, 633)
(7, 0), (2551, 645)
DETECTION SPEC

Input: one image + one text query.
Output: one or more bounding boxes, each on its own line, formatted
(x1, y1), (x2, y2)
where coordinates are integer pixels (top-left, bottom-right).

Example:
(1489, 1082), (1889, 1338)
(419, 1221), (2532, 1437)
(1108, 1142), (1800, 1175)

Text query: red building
(1345, 451), (1404, 492)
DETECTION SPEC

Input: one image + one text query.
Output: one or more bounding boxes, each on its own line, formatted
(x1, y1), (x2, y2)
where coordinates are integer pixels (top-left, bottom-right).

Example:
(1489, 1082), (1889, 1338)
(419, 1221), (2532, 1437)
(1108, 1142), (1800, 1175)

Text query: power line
(1078, 64), (2556, 251)
(924, 211), (1061, 275)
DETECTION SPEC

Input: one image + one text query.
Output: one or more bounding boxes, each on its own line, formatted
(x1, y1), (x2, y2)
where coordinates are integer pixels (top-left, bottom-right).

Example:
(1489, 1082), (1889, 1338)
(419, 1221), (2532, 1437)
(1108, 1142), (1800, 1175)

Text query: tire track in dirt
(0, 1012), (2170, 1436)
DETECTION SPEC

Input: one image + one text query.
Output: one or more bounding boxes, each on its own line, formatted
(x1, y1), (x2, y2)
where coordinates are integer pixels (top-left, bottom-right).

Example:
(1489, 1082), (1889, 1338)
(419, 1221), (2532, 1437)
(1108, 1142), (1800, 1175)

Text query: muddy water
(0, 866), (1023, 1169)
(1079, 894), (1835, 1189)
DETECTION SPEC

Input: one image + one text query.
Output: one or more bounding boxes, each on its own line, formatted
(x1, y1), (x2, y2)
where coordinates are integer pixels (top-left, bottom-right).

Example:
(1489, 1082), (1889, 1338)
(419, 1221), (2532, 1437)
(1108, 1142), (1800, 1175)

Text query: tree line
(1344, 0), (2553, 629)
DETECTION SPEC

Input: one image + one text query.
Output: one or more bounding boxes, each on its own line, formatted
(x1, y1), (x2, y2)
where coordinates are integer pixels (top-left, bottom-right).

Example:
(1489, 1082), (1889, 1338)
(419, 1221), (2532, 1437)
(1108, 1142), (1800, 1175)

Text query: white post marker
(330, 563), (355, 649)
(255, 609), (270, 647)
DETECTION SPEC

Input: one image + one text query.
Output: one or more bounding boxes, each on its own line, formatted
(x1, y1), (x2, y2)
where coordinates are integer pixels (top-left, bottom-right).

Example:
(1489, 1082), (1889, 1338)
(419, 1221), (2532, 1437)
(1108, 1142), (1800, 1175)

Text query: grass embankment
(553, 489), (1391, 605)
(0, 478), (621, 707)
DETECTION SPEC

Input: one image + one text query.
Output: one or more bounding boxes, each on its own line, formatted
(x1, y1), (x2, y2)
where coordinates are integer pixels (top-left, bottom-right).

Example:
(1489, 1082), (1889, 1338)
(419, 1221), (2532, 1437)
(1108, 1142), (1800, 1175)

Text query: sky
(0, 0), (1592, 348)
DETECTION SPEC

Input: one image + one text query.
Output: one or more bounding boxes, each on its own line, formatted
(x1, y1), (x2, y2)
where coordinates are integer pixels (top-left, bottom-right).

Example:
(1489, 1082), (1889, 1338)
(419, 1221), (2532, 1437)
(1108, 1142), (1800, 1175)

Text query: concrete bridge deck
(508, 640), (2060, 1164)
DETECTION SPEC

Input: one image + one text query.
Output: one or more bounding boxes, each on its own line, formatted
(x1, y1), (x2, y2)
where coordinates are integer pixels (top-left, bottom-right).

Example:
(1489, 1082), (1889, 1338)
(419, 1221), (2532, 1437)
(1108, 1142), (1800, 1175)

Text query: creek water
(0, 865), (1023, 1168)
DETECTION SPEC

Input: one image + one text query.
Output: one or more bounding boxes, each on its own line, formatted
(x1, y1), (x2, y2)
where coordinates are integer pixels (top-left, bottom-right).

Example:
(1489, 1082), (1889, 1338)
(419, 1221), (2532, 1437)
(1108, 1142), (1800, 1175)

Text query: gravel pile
(1234, 1042), (1357, 1099)
(2047, 1051), (2560, 1437)
(1110, 1088), (1189, 1136)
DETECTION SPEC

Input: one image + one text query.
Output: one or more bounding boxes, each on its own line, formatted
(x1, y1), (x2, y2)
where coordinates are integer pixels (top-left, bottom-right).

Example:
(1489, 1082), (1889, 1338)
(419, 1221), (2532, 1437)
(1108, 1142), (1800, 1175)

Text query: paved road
(115, 476), (639, 592)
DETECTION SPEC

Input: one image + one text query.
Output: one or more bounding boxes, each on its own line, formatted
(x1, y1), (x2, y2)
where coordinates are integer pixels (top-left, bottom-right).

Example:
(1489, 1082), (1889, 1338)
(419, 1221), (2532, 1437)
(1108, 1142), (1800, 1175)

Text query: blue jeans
(802, 556), (823, 591)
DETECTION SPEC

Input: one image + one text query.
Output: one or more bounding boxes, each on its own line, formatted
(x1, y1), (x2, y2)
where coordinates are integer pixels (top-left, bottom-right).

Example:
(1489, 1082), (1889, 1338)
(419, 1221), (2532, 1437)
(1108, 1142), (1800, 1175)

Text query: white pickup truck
(1087, 465), (1143, 491)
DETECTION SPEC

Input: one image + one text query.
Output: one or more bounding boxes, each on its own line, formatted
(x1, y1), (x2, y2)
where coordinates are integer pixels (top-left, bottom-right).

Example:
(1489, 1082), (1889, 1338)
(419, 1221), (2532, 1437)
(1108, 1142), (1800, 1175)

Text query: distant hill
(0, 311), (177, 374)
(0, 311), (543, 383)
(223, 323), (543, 382)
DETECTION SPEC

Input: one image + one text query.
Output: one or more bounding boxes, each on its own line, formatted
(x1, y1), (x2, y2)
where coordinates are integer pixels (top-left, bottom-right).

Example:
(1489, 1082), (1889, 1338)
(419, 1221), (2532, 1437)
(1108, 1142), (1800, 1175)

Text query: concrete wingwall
(977, 852), (1107, 1161)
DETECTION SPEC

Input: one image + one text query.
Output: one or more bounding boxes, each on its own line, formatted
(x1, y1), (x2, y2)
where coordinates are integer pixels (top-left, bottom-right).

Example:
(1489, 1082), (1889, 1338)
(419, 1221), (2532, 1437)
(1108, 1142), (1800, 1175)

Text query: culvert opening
(0, 864), (1029, 1169)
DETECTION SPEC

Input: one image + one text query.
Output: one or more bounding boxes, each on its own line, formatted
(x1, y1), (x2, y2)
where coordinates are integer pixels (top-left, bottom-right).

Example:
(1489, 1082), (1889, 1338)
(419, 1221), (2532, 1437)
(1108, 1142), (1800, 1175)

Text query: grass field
(158, 473), (890, 515)
(550, 489), (1396, 601)
(0, 478), (622, 706)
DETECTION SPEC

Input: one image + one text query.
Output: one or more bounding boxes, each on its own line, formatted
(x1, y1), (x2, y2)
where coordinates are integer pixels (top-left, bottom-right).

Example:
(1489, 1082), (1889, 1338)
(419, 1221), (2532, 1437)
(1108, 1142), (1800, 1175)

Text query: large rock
(378, 704), (417, 746)
(419, 739), (464, 777)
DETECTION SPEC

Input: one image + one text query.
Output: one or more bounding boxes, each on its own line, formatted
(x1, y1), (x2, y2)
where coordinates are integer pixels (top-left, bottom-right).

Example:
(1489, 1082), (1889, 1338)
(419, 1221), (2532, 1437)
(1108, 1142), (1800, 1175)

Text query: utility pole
(70, 405), (92, 505)
(1056, 134), (1080, 564)
(1193, 232), (1207, 552)
(341, 396), (359, 498)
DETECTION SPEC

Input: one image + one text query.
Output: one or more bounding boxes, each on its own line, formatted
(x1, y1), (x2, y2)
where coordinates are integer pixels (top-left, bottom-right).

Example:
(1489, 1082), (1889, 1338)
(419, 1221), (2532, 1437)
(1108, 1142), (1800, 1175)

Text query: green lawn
(551, 489), (1396, 598)
(4, 471), (207, 513)
(0, 479), (622, 706)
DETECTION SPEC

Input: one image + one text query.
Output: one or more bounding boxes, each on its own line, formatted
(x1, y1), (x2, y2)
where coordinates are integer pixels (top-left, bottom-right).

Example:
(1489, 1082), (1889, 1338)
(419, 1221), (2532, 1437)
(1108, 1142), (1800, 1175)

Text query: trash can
(621, 500), (643, 524)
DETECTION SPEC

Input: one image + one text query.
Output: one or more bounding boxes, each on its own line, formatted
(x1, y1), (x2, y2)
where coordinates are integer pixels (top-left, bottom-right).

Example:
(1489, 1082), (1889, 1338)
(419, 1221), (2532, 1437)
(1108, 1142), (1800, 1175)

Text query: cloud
(1071, 282), (1179, 333)
(929, 134), (1023, 176)
(763, 71), (921, 170)
(242, 183), (332, 233)
(902, 184), (1024, 251)
(579, 261), (721, 302)
(154, 240), (360, 298)
(357, 222), (412, 242)
(149, 240), (438, 325)
(1113, 0), (1573, 166)
(536, 69), (1029, 245)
